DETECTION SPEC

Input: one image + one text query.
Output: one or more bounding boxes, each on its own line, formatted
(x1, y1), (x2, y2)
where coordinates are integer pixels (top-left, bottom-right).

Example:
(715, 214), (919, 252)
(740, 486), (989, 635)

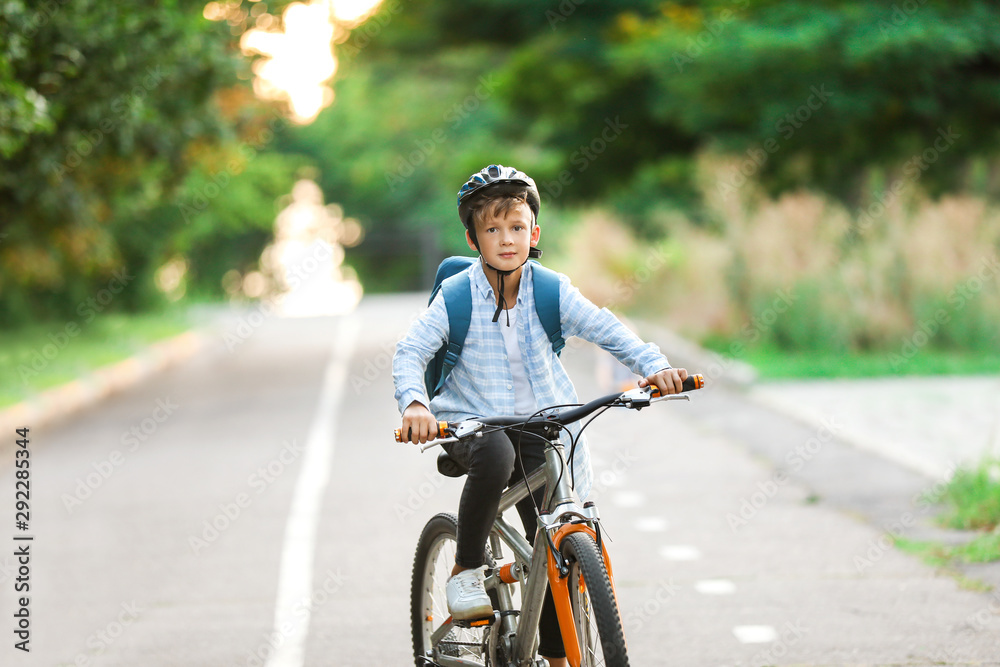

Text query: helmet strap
(467, 219), (542, 326)
(474, 252), (520, 326)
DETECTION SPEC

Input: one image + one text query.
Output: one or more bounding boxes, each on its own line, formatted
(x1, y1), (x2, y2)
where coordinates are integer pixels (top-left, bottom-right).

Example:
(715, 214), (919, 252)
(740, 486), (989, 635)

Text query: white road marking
(733, 625), (777, 643)
(694, 579), (736, 595)
(634, 516), (669, 532)
(659, 545), (701, 561)
(611, 491), (644, 508)
(265, 316), (360, 667)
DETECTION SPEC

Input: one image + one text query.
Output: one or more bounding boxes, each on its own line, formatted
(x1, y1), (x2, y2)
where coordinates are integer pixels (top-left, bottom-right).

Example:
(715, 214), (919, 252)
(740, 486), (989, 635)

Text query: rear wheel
(411, 513), (493, 666)
(560, 532), (629, 666)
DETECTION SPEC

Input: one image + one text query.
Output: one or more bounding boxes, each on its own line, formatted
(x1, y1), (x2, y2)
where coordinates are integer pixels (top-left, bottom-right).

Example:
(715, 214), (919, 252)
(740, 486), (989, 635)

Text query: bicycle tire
(560, 532), (630, 666)
(411, 512), (493, 667)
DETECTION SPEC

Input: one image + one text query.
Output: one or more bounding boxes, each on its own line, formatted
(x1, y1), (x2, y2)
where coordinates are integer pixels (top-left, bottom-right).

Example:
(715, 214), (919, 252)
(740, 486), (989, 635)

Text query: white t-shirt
(497, 304), (537, 416)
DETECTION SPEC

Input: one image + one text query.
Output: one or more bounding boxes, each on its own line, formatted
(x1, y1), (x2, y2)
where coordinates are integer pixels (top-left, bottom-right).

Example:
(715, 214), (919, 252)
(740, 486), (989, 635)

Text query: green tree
(0, 0), (304, 324)
(316, 0), (1000, 233)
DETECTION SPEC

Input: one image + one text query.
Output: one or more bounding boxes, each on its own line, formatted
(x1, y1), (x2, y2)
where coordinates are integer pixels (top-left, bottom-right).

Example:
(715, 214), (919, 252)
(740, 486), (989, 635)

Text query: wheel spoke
(412, 514), (490, 665)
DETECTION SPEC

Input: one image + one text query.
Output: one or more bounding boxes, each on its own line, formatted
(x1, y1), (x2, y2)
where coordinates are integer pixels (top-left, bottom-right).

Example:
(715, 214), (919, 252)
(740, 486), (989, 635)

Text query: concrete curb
(745, 386), (951, 480)
(0, 329), (206, 438)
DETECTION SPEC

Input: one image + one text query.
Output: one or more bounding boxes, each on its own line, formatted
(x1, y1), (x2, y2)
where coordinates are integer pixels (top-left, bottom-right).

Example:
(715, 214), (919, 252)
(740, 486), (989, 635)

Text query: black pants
(443, 429), (565, 659)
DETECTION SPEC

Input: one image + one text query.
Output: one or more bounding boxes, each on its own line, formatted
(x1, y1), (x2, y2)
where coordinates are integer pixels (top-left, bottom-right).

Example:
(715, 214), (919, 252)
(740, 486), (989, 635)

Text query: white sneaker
(446, 566), (492, 620)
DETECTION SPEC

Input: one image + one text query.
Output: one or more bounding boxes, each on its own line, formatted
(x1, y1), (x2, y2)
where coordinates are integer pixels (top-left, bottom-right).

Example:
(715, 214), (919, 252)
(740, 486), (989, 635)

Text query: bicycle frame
(412, 382), (702, 667)
(479, 432), (613, 667)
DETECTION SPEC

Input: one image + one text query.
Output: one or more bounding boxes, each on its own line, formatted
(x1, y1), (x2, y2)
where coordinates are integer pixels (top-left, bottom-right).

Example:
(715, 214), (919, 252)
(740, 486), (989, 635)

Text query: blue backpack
(424, 256), (565, 398)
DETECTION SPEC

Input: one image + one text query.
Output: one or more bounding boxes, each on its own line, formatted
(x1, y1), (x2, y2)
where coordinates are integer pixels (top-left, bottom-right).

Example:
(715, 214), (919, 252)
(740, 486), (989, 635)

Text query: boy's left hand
(638, 367), (689, 395)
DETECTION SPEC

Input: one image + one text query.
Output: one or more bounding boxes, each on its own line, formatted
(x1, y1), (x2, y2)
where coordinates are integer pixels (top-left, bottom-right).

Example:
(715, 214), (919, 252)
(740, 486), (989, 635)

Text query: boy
(393, 164), (687, 666)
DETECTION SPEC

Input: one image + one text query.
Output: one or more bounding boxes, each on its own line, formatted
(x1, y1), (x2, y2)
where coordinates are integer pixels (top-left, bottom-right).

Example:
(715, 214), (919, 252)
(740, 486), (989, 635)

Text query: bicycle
(395, 373), (704, 667)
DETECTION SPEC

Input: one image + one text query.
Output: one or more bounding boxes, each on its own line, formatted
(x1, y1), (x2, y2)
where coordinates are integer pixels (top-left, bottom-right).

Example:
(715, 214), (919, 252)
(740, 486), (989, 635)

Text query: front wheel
(560, 532), (630, 667)
(411, 513), (493, 666)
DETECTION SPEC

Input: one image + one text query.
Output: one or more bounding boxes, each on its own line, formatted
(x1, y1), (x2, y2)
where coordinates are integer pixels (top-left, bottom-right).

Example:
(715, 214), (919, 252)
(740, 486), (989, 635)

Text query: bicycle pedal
(453, 611), (499, 628)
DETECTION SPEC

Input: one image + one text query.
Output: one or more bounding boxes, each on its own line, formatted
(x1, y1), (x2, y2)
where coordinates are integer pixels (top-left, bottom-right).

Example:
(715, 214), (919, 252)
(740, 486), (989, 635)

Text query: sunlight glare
(224, 0), (383, 123)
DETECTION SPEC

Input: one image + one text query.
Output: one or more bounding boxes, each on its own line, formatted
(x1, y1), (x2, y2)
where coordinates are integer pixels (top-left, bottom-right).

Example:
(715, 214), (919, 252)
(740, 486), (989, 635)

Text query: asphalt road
(3, 294), (999, 666)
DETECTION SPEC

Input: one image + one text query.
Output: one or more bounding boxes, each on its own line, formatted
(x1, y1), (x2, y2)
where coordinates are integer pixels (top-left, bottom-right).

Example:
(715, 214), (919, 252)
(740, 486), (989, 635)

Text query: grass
(700, 340), (1000, 379)
(932, 459), (1000, 532)
(894, 458), (1000, 580)
(896, 534), (1000, 567)
(0, 306), (194, 409)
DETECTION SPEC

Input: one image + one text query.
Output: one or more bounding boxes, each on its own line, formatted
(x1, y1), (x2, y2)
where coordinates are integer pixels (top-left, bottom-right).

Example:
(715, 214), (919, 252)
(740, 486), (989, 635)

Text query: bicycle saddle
(437, 451), (468, 478)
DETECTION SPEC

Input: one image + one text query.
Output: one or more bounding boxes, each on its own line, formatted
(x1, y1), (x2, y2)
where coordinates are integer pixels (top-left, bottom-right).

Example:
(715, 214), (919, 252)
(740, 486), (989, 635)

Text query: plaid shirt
(393, 260), (671, 498)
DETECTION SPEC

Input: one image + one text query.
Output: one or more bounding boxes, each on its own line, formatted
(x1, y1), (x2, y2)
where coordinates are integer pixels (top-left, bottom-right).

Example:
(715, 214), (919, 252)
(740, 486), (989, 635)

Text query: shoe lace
(454, 570), (484, 596)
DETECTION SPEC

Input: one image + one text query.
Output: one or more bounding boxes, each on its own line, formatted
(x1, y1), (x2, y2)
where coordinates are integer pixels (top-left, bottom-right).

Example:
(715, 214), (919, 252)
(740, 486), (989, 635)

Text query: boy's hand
(638, 367), (689, 395)
(401, 401), (440, 444)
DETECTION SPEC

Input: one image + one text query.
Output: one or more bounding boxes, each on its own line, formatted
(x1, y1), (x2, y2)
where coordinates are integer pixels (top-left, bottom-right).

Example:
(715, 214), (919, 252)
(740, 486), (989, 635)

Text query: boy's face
(465, 201), (541, 272)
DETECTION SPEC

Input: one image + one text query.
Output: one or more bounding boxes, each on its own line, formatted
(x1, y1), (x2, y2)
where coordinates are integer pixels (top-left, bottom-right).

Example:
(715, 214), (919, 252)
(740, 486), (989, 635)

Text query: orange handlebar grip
(649, 373), (704, 398)
(394, 421), (450, 443)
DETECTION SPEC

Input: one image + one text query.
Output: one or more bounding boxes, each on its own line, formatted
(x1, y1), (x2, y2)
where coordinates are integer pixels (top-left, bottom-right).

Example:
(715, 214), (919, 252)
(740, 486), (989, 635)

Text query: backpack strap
(530, 262), (565, 356)
(434, 271), (473, 395)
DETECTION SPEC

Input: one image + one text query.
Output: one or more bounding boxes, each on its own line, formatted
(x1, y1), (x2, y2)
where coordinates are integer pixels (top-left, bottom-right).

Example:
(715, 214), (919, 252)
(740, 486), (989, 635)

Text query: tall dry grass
(556, 153), (1000, 353)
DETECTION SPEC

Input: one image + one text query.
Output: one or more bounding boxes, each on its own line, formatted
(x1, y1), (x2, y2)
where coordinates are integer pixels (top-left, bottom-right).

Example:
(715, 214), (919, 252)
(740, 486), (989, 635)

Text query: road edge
(633, 318), (959, 481)
(0, 329), (206, 438)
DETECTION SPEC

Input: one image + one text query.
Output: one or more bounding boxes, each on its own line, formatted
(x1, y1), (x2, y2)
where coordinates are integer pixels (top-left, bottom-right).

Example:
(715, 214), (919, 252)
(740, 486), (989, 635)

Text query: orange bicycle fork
(545, 523), (622, 667)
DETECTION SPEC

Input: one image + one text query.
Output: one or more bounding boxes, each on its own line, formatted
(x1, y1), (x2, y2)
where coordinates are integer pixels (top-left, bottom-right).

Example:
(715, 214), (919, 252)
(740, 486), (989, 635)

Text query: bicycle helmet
(457, 164), (541, 232)
(456, 164), (543, 325)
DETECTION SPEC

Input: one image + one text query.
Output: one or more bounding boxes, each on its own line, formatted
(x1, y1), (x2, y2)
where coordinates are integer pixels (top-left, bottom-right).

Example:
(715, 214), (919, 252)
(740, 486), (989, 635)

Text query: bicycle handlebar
(394, 373), (704, 444)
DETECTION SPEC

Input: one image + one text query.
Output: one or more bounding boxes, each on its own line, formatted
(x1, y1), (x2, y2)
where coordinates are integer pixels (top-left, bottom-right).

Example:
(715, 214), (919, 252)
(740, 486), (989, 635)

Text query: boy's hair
(457, 165), (541, 248)
(467, 184), (535, 234)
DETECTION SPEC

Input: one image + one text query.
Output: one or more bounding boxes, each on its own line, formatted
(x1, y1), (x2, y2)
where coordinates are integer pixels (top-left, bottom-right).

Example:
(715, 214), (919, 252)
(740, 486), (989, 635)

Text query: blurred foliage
(0, 0), (305, 326)
(4, 0), (1000, 359)
(278, 0), (1000, 295)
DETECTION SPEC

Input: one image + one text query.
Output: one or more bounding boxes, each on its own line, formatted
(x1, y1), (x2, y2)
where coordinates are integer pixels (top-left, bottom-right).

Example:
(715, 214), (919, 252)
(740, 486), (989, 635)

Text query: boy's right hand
(401, 401), (440, 444)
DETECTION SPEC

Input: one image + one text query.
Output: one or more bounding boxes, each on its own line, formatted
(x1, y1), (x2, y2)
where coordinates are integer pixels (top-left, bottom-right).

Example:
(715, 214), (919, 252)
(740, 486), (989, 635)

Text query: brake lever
(418, 420), (484, 452)
(619, 386), (691, 409)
